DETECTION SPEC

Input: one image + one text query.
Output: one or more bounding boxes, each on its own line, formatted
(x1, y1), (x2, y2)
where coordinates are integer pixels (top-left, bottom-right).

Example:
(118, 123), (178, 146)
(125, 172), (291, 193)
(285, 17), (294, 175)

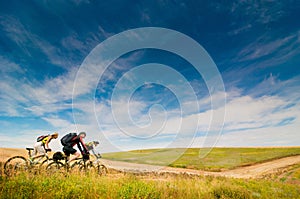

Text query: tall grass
(1, 172), (299, 199)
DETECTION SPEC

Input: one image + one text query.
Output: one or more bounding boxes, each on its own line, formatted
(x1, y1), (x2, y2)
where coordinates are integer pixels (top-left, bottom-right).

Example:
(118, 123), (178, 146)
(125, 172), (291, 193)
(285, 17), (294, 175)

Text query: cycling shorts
(63, 146), (77, 156)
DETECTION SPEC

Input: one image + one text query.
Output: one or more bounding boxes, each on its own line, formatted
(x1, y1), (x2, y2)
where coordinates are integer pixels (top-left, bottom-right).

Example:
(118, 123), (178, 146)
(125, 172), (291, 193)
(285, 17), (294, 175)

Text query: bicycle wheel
(97, 164), (108, 176)
(39, 158), (54, 171)
(4, 156), (29, 176)
(46, 161), (65, 174)
(73, 160), (96, 174)
(70, 160), (84, 173)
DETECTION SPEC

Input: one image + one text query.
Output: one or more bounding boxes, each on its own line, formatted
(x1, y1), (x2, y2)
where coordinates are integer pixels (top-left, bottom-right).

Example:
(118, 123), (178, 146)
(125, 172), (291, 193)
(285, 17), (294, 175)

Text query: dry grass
(0, 148), (27, 162)
(0, 171), (300, 199)
(1, 147), (300, 198)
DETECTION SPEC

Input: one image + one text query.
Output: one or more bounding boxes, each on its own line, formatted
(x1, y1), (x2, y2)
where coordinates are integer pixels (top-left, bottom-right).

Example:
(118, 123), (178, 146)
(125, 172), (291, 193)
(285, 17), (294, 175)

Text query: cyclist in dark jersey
(62, 132), (89, 163)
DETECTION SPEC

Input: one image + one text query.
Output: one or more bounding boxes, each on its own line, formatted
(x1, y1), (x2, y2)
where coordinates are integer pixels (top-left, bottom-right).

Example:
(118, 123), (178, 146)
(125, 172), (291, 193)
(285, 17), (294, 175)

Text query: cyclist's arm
(77, 137), (89, 155)
(92, 149), (102, 158)
(91, 148), (96, 155)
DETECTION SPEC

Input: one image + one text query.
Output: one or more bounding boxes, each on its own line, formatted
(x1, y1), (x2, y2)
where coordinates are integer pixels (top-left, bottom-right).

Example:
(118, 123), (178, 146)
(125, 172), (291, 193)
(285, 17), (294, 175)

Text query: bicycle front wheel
(78, 161), (96, 173)
(4, 156), (29, 176)
(97, 164), (108, 176)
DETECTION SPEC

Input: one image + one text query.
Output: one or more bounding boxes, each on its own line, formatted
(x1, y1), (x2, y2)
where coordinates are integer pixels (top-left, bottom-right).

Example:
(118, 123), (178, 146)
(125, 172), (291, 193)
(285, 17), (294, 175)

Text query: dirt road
(1, 148), (299, 179)
(101, 155), (300, 179)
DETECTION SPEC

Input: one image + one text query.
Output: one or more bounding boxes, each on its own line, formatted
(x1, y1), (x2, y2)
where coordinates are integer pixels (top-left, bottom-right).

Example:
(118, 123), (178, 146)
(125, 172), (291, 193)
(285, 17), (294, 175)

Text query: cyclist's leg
(33, 144), (38, 156)
(68, 151), (80, 163)
(63, 146), (70, 160)
(63, 146), (77, 163)
(32, 143), (45, 160)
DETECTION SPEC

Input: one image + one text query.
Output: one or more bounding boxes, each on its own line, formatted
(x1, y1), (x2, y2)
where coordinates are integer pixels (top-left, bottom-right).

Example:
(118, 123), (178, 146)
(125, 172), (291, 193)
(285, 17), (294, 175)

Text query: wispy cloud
(0, 15), (66, 67)
(229, 0), (287, 25)
(1, 1), (299, 151)
(0, 15), (102, 69)
(0, 57), (76, 117)
(236, 32), (300, 64)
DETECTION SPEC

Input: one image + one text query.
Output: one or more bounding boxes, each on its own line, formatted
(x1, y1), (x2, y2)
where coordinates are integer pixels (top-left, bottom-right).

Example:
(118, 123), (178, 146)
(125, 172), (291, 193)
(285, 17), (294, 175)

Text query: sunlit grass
(104, 147), (300, 171)
(1, 171), (299, 199)
(264, 163), (300, 185)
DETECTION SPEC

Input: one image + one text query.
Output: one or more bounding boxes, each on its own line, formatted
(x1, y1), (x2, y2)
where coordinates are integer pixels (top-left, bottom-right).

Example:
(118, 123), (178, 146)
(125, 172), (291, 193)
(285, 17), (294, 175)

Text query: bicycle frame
(46, 152), (107, 175)
(30, 153), (50, 165)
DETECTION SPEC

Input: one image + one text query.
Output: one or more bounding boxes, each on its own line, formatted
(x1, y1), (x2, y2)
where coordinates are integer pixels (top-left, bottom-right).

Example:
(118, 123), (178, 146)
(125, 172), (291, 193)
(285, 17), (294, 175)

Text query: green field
(103, 147), (300, 171)
(1, 147), (300, 198)
(1, 171), (299, 199)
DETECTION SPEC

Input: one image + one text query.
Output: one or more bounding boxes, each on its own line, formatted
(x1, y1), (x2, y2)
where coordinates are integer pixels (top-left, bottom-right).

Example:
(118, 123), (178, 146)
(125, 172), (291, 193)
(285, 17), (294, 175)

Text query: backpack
(37, 135), (49, 142)
(61, 133), (77, 146)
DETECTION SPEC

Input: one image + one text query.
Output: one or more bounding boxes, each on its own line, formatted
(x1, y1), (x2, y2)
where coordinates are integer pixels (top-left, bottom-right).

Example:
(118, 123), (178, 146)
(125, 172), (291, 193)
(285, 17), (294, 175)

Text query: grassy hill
(103, 147), (300, 171)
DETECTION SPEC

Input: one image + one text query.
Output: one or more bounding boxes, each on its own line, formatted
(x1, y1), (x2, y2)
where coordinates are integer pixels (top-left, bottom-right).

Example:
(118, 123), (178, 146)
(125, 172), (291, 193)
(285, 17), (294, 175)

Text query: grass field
(103, 147), (300, 171)
(1, 147), (300, 198)
(264, 163), (300, 185)
(1, 171), (300, 199)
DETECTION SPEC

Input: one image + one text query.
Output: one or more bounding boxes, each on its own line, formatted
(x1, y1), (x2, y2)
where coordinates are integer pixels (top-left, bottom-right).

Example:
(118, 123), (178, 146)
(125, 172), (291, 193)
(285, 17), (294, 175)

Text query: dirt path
(101, 155), (300, 179)
(1, 148), (299, 179)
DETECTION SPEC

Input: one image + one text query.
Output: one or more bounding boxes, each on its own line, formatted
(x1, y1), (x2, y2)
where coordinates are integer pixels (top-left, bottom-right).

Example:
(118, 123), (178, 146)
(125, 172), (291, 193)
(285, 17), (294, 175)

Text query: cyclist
(61, 132), (89, 163)
(33, 132), (59, 157)
(85, 141), (102, 158)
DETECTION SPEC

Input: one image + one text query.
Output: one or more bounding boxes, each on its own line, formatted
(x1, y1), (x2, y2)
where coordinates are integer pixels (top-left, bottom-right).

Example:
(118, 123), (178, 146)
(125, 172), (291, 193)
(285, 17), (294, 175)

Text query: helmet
(94, 141), (99, 145)
(79, 132), (86, 137)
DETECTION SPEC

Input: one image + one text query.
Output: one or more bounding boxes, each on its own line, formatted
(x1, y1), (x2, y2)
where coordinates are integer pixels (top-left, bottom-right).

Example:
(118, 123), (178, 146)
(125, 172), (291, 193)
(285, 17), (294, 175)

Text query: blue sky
(0, 0), (299, 152)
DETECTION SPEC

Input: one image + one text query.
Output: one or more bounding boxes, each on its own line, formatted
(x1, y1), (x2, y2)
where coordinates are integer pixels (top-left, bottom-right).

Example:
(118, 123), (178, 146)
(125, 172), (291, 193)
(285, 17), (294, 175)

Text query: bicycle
(72, 153), (108, 175)
(46, 152), (107, 175)
(85, 142), (108, 175)
(90, 153), (108, 176)
(4, 147), (52, 176)
(46, 153), (93, 173)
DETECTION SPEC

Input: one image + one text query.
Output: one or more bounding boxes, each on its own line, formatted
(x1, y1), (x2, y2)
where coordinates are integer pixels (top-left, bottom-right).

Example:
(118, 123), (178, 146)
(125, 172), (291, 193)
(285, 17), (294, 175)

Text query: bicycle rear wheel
(97, 164), (108, 176)
(4, 156), (29, 176)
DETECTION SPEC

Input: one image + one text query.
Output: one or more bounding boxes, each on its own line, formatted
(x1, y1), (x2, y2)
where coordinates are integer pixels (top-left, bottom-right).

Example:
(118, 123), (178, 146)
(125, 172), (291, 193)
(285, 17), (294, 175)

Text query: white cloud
(118, 80), (299, 148)
(42, 117), (73, 129)
(2, 73), (299, 151)
(0, 56), (24, 73)
(1, 44), (299, 151)
(207, 123), (300, 147)
(0, 62), (78, 117)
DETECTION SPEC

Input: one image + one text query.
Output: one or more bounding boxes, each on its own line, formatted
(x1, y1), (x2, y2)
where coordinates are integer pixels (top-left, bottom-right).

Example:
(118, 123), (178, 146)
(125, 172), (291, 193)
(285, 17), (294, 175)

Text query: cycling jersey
(41, 137), (49, 145)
